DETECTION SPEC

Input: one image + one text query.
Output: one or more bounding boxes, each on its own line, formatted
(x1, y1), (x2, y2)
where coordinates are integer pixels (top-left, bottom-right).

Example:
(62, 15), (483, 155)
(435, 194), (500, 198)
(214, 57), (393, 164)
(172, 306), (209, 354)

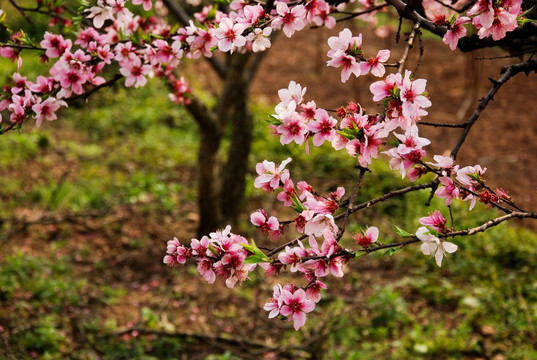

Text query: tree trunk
(197, 128), (223, 236)
(220, 88), (253, 227)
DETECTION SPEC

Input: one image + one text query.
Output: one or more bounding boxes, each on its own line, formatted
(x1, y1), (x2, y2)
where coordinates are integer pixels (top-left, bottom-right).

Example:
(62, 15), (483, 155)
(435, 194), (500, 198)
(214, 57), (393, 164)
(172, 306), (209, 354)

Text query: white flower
(247, 27), (272, 52)
(416, 227), (457, 267)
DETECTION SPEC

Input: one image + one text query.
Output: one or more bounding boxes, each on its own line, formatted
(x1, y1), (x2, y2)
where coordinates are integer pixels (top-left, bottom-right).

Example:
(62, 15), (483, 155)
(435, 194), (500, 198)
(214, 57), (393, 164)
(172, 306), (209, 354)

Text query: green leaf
(354, 251), (367, 259)
(208, 244), (219, 257)
(291, 194), (307, 213)
(393, 226), (413, 238)
(242, 239), (271, 262)
(266, 114), (282, 126)
(384, 247), (400, 256)
(244, 255), (268, 264)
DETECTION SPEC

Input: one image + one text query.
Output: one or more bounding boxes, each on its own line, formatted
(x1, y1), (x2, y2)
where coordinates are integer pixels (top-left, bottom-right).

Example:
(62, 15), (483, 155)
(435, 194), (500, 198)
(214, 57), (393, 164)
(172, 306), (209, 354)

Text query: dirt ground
(250, 23), (537, 222)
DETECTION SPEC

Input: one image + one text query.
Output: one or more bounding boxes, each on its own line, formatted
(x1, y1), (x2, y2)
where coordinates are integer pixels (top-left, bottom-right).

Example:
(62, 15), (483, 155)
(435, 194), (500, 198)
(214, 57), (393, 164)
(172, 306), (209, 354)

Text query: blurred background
(1, 1), (537, 358)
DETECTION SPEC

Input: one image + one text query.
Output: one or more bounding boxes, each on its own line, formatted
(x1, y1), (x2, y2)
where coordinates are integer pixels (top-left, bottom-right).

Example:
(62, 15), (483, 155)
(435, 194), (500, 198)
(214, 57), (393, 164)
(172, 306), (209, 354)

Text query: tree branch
(445, 211), (537, 237)
(450, 59), (537, 159)
(335, 167), (368, 241)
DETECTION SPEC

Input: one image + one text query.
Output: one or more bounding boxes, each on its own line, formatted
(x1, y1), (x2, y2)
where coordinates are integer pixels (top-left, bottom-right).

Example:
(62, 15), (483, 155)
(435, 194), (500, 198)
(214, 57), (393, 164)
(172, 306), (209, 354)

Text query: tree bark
(197, 128), (223, 236)
(220, 88), (253, 227)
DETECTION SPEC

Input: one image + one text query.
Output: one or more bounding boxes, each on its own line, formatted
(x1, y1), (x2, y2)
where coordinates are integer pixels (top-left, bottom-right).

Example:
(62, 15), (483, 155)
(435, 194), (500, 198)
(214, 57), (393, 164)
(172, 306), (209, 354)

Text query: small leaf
(208, 244), (219, 257)
(354, 251), (367, 259)
(393, 226), (413, 238)
(384, 247), (399, 256)
(266, 114), (282, 126)
(244, 255), (267, 264)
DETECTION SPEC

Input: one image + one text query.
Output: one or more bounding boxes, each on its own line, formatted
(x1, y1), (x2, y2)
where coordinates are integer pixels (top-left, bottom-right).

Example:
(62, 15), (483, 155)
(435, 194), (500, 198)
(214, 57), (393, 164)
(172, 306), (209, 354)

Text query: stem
(335, 167), (368, 241)
(397, 22), (421, 74)
(451, 60), (537, 160)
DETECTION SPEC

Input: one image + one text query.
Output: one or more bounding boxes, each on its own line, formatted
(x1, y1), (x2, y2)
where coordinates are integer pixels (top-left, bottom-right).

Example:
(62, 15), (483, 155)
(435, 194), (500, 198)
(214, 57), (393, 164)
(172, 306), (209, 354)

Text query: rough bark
(197, 128), (223, 236)
(220, 88), (253, 227)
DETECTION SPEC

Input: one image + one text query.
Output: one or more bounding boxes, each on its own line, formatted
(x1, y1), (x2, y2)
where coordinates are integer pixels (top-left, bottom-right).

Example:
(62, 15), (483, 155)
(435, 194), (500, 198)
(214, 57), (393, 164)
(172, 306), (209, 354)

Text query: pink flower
(32, 97), (67, 127)
(85, 0), (114, 28)
(278, 242), (307, 272)
(399, 70), (432, 120)
(132, 0), (152, 11)
(327, 28), (362, 56)
(119, 57), (151, 88)
(271, 3), (307, 38)
(264, 285), (284, 318)
(28, 76), (54, 93)
(247, 27), (272, 52)
(353, 226), (379, 248)
(214, 17), (247, 53)
(305, 280), (327, 303)
(308, 108), (337, 146)
(197, 258), (216, 284)
(427, 155), (457, 175)
(250, 209), (281, 240)
(114, 41), (137, 64)
(254, 157), (292, 191)
(419, 210), (447, 233)
(435, 176), (460, 206)
(360, 49), (390, 77)
(277, 112), (308, 145)
(327, 50), (361, 83)
(277, 80), (307, 108)
(277, 179), (296, 206)
(40, 32), (72, 58)
(304, 213), (338, 237)
(369, 72), (401, 102)
(279, 288), (315, 330)
(443, 16), (470, 50)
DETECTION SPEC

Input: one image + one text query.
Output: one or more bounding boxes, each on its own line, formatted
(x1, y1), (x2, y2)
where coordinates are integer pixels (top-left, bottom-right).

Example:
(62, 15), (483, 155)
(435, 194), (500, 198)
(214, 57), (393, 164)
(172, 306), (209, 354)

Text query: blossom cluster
(428, 0), (524, 50)
(0, 0), (528, 128)
(326, 28), (391, 83)
(163, 225), (256, 288)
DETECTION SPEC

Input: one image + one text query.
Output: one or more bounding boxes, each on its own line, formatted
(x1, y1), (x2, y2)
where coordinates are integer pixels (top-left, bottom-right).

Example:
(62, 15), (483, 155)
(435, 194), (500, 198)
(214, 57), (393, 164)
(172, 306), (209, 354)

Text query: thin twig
(335, 180), (436, 219)
(0, 43), (45, 51)
(335, 167), (368, 241)
(334, 3), (388, 23)
(267, 234), (308, 257)
(418, 121), (466, 128)
(397, 22), (421, 73)
(450, 60), (537, 159)
(445, 211), (537, 237)
(8, 0), (33, 23)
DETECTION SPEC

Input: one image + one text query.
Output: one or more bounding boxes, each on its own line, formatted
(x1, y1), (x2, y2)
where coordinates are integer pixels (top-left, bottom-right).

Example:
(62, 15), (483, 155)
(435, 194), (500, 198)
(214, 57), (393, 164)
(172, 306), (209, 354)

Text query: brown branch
(445, 211), (537, 237)
(8, 0), (33, 24)
(0, 122), (20, 135)
(334, 180), (436, 220)
(398, 22), (421, 73)
(335, 167), (368, 241)
(450, 59), (537, 160)
(267, 234), (308, 257)
(0, 43), (45, 51)
(334, 3), (389, 23)
(65, 74), (123, 102)
(418, 121), (466, 128)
